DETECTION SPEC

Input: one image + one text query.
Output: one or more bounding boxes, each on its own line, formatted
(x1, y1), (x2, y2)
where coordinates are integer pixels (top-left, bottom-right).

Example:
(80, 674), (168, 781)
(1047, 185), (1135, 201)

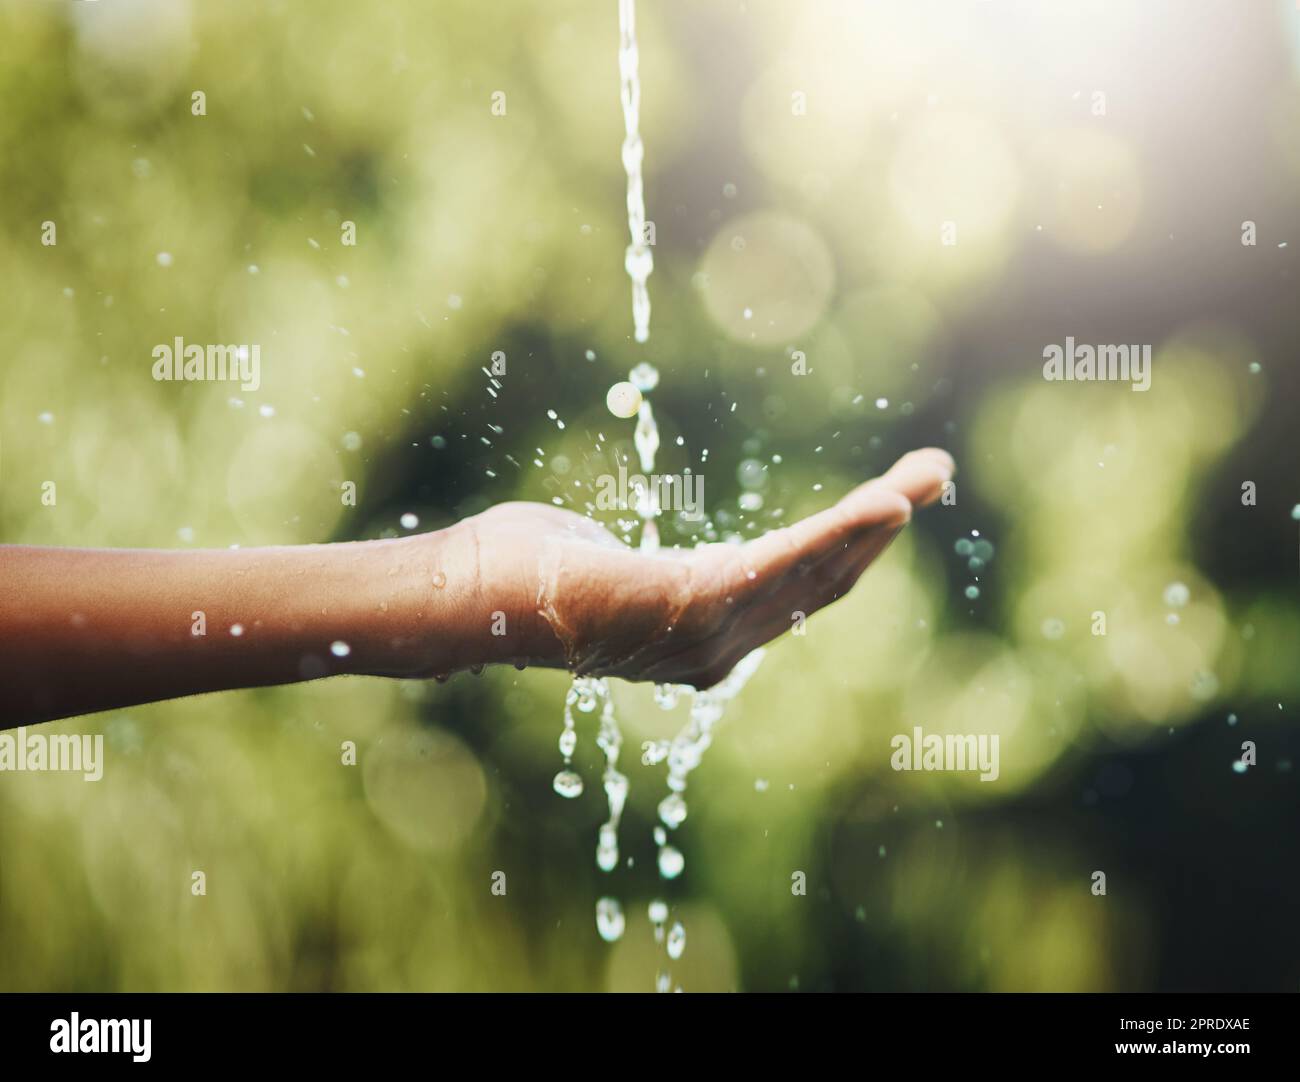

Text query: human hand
(454, 448), (954, 688)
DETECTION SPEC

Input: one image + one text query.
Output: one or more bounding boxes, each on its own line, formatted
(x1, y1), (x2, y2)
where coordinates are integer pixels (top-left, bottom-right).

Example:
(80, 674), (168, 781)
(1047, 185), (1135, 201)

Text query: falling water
(556, 348), (765, 989)
(552, 0), (765, 990)
(631, 367), (766, 987)
(619, 0), (653, 344)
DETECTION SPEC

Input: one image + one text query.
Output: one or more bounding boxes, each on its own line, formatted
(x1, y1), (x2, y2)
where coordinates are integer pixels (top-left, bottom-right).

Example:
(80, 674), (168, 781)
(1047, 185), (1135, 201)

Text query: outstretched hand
(460, 448), (954, 688)
(0, 449), (953, 724)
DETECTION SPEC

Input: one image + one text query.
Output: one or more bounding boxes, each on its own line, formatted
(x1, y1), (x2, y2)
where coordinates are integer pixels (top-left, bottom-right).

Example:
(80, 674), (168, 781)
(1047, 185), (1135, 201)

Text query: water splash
(551, 359), (766, 985)
(550, 0), (769, 990)
(651, 648), (765, 888)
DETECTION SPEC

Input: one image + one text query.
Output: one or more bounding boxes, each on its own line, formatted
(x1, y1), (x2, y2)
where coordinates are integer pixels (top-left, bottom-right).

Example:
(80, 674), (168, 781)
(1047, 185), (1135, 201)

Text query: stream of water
(549, 0), (766, 991)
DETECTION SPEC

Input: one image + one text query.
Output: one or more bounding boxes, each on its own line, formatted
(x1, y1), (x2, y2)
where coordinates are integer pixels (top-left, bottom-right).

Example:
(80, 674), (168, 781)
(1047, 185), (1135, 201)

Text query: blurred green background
(1, 0), (1298, 991)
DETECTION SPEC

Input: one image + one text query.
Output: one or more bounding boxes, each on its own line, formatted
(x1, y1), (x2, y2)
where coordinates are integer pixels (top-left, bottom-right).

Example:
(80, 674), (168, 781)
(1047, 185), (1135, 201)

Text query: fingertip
(911, 447), (956, 477)
(840, 483), (912, 529)
(873, 447), (955, 508)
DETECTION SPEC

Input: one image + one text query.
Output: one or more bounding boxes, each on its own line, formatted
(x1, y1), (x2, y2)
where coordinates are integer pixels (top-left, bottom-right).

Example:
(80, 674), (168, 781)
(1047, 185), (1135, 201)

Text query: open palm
(461, 448), (954, 688)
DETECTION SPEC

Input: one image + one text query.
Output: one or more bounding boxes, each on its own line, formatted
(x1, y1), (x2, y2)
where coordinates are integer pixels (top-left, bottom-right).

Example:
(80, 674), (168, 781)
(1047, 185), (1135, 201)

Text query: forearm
(0, 531), (501, 727)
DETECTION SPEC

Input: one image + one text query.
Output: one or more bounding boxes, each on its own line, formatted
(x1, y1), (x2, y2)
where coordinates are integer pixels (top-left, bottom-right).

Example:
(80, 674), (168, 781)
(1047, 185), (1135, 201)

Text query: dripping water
(550, 0), (767, 990)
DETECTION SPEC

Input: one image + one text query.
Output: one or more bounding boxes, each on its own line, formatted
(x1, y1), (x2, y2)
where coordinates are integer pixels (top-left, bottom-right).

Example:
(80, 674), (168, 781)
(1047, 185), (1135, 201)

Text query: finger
(646, 516), (906, 686)
(776, 454), (950, 618)
(667, 452), (954, 682)
(740, 448), (953, 581)
(810, 517), (907, 606)
(744, 519), (906, 652)
(808, 448), (952, 593)
(636, 449), (954, 685)
(858, 447), (954, 509)
(739, 483), (912, 586)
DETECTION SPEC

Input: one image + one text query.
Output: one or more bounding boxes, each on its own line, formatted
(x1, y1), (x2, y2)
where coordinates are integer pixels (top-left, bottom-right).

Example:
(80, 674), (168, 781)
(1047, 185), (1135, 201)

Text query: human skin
(0, 448), (953, 728)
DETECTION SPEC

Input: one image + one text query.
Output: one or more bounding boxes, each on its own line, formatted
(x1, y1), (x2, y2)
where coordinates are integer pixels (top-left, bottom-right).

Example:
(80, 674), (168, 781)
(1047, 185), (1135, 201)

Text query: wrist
(434, 514), (566, 675)
(344, 524), (560, 680)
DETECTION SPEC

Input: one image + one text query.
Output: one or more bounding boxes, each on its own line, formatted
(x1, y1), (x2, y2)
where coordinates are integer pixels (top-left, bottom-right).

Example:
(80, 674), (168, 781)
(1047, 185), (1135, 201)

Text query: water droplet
(400, 512), (419, 530)
(666, 921), (686, 960)
(1190, 670), (1219, 701)
(155, 251), (173, 267)
(625, 244), (653, 279)
(737, 458), (767, 491)
(658, 793), (688, 829)
(964, 585), (980, 600)
(558, 728), (577, 759)
(432, 572), (446, 589)
(875, 397), (888, 409)
(603, 771), (628, 816)
(329, 641), (351, 658)
(629, 362), (659, 392)
(1232, 760), (1247, 774)
(606, 381), (642, 419)
(1041, 618), (1065, 640)
(633, 401), (659, 473)
(658, 845), (685, 879)
(653, 685), (679, 711)
(553, 770), (584, 798)
(596, 897), (625, 942)
(1163, 581), (1190, 608)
